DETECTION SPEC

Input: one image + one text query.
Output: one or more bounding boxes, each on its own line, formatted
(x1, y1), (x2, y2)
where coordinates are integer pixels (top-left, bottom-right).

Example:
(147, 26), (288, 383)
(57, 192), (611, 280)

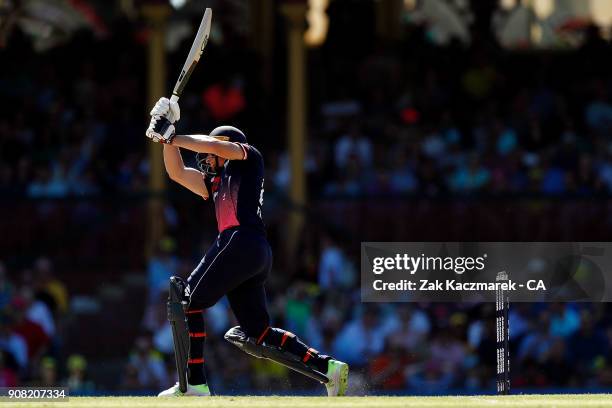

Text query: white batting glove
(150, 97), (180, 123)
(146, 115), (176, 144)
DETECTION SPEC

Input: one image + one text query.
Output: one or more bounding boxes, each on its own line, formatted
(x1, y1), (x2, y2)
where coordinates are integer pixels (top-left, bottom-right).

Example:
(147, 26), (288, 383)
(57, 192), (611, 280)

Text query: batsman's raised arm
(145, 97), (209, 199)
(162, 144), (209, 200)
(145, 97), (246, 161)
(171, 134), (246, 160)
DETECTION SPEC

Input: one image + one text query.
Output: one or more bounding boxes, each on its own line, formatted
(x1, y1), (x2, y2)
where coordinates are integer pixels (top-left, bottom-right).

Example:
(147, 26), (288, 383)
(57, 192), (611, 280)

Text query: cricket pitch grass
(14, 394), (612, 408)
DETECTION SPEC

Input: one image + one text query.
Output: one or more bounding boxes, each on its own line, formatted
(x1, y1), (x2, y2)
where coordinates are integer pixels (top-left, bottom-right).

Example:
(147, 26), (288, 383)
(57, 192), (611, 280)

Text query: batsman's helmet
(210, 125), (247, 144)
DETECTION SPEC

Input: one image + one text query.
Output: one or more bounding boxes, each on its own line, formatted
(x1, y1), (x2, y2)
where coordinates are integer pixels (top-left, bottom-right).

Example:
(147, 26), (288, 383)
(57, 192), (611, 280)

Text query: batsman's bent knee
(224, 326), (329, 384)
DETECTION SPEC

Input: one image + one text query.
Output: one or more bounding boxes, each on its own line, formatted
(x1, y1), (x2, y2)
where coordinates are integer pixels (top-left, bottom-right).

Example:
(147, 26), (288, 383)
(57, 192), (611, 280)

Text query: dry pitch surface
(11, 395), (612, 408)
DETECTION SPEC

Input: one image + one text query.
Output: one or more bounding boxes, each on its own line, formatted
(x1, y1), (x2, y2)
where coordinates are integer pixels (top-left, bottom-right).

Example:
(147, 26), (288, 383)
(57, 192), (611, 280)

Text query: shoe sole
(157, 391), (182, 397)
(158, 391), (210, 397)
(337, 362), (349, 396)
(327, 361), (349, 396)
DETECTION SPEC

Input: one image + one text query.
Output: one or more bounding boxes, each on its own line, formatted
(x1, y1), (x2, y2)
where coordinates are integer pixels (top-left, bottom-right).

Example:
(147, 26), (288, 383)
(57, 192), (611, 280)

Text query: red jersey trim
(234, 143), (248, 160)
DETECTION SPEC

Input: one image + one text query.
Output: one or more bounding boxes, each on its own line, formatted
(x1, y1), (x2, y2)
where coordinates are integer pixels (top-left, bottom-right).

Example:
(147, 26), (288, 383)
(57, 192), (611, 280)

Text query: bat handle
(170, 94), (179, 103)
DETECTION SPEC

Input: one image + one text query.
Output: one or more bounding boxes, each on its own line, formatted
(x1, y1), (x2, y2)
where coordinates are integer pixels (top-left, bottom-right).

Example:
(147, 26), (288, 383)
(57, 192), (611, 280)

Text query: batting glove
(150, 97), (180, 123)
(146, 115), (176, 144)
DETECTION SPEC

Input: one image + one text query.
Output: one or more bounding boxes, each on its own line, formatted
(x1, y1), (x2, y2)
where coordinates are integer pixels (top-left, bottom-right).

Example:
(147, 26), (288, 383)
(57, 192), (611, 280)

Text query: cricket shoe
(157, 383), (211, 397)
(324, 359), (349, 396)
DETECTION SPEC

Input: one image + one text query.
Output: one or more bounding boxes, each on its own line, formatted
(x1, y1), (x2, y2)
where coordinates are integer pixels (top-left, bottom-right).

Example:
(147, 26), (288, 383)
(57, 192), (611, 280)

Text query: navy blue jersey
(205, 143), (265, 233)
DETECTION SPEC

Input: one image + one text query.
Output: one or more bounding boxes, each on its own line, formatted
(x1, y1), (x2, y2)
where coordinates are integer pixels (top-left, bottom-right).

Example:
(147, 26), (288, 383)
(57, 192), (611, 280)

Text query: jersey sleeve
(234, 143), (256, 161)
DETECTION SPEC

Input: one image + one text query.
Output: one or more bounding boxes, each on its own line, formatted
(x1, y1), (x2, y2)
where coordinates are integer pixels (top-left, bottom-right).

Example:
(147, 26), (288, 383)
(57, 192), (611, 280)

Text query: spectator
(585, 87), (612, 134)
(334, 124), (373, 169)
(388, 150), (419, 193)
(518, 312), (553, 363)
(449, 155), (491, 192)
(147, 238), (179, 302)
(369, 339), (413, 390)
(540, 158), (567, 195)
(0, 353), (17, 387)
(333, 307), (389, 366)
(0, 314), (27, 372)
(143, 238), (179, 331)
(120, 363), (143, 391)
(64, 354), (94, 393)
(508, 303), (531, 342)
(568, 311), (608, 373)
(21, 289), (55, 338)
(549, 303), (581, 338)
(428, 330), (467, 375)
(33, 257), (69, 315)
(10, 297), (49, 361)
(318, 234), (355, 290)
(389, 305), (431, 351)
(127, 335), (168, 390)
(37, 357), (58, 387)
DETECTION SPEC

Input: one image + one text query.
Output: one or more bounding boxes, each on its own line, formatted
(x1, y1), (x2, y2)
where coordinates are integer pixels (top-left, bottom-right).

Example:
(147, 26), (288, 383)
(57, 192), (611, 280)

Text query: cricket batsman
(145, 97), (349, 397)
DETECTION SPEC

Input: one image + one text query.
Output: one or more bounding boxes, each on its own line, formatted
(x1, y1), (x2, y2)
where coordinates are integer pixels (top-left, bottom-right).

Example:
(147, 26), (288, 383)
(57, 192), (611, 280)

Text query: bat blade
(171, 7), (212, 101)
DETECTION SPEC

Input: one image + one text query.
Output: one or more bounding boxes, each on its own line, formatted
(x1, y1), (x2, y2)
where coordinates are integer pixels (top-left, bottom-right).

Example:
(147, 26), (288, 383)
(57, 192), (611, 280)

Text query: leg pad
(168, 276), (189, 393)
(224, 326), (328, 384)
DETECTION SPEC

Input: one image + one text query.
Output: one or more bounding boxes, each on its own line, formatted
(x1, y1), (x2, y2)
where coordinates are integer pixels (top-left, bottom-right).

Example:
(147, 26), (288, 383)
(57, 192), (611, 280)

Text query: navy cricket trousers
(186, 226), (272, 338)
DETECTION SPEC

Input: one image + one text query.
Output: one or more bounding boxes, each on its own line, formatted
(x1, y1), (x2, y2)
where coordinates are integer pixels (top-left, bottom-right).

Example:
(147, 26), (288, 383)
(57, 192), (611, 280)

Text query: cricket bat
(151, 8), (212, 139)
(170, 7), (212, 103)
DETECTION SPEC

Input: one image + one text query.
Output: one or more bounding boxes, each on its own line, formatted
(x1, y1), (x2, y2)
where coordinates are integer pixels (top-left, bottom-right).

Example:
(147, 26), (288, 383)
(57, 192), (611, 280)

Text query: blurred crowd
(2, 0), (612, 395)
(2, 15), (612, 200)
(0, 258), (94, 393)
(271, 23), (612, 198)
(3, 246), (612, 393)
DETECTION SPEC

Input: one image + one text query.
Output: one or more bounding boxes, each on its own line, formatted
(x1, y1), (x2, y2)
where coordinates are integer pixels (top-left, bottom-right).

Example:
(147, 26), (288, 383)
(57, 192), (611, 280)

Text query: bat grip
(170, 94), (179, 103)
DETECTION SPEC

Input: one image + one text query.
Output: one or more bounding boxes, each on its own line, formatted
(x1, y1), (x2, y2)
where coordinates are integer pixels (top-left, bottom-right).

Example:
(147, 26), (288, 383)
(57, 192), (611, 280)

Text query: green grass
(11, 395), (612, 408)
